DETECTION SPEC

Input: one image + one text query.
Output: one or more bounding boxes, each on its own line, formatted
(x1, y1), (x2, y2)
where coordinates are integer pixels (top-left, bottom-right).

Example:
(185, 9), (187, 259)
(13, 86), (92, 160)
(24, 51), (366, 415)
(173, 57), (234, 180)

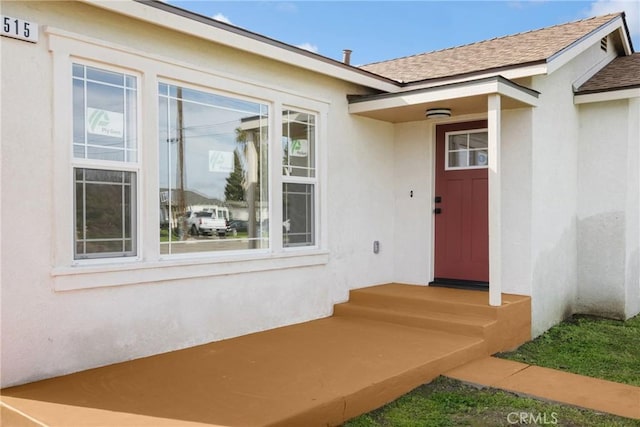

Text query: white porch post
(488, 94), (502, 306)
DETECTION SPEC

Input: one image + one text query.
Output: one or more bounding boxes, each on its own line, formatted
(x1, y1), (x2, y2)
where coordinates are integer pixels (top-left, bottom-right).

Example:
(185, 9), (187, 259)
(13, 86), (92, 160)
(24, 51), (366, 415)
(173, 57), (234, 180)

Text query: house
(1, 0), (638, 389)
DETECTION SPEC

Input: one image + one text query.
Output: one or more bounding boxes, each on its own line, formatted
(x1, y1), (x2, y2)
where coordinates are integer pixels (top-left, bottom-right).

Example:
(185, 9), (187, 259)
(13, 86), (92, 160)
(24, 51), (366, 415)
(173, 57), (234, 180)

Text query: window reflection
(282, 109), (317, 248)
(158, 84), (269, 254)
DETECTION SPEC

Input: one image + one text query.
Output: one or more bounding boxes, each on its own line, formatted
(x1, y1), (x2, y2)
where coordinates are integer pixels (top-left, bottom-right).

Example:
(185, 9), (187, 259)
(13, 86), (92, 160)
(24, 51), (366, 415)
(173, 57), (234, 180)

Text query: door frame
(430, 119), (490, 289)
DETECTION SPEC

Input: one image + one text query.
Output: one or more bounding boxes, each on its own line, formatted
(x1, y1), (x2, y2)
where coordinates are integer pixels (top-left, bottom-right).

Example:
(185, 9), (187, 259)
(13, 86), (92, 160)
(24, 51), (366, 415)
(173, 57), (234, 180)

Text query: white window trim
(444, 128), (489, 171)
(281, 105), (320, 251)
(48, 27), (329, 292)
(156, 79), (272, 258)
(69, 60), (143, 264)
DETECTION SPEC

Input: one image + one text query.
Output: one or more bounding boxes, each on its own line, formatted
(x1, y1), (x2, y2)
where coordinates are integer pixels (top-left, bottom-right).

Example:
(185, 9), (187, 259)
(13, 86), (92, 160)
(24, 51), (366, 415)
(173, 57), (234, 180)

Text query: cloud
(586, 0), (639, 37)
(212, 13), (232, 25)
(507, 1), (548, 9)
(296, 43), (319, 53)
(276, 2), (298, 13)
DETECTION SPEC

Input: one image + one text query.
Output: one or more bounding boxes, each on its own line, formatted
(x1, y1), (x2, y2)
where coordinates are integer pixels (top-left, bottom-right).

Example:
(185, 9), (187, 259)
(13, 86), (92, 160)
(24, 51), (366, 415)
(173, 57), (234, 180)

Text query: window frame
(444, 128), (489, 171)
(156, 79), (272, 258)
(281, 107), (320, 250)
(48, 28), (329, 291)
(73, 166), (138, 259)
(70, 60), (143, 264)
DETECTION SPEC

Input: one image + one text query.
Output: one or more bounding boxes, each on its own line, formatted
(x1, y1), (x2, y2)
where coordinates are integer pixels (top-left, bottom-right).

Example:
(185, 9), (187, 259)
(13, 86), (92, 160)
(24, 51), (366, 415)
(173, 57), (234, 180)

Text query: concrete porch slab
(1, 316), (485, 427)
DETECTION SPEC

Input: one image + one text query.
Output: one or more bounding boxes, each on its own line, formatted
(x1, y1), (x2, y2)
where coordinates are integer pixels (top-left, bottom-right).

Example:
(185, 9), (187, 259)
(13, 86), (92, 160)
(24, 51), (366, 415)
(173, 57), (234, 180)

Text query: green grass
(343, 376), (639, 427)
(344, 315), (640, 426)
(498, 314), (640, 386)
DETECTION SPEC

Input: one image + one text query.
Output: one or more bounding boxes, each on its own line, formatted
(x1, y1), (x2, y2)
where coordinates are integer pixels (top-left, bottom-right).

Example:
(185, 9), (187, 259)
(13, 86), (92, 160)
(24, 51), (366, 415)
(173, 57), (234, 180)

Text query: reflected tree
(224, 151), (245, 202)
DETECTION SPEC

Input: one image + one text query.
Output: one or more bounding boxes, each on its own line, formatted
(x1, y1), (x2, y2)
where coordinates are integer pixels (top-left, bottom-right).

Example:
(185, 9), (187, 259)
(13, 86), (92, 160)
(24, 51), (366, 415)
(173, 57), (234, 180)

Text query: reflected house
(226, 199), (269, 225)
(235, 114), (270, 246)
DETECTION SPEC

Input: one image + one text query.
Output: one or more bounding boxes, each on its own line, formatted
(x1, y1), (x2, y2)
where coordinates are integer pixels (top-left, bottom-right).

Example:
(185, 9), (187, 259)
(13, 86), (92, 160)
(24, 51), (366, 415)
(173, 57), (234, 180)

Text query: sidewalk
(445, 356), (640, 420)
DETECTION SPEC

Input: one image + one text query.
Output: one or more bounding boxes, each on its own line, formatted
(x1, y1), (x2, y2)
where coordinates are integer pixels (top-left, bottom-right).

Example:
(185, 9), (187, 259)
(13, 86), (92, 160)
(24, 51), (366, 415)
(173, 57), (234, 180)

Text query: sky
(166, 0), (639, 65)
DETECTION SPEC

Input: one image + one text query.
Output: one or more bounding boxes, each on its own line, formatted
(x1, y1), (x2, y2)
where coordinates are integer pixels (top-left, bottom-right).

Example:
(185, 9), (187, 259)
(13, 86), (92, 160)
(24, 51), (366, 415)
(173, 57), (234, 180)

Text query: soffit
(349, 76), (539, 123)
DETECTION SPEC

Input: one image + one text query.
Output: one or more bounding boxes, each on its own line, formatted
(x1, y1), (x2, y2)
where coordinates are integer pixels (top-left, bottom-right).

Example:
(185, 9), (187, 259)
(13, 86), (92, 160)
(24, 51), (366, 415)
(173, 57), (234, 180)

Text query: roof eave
(349, 75), (540, 112)
(574, 86), (640, 104)
(81, 0), (401, 92)
(397, 61), (548, 90)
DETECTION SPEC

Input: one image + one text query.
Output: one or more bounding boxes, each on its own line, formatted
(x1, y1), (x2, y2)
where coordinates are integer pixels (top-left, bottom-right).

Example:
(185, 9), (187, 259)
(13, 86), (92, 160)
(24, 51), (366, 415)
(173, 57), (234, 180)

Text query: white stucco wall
(529, 69), (580, 335)
(392, 121), (434, 284)
(577, 100), (629, 317)
(577, 97), (640, 319)
(625, 97), (640, 318)
(1, 1), (394, 387)
(528, 40), (632, 336)
(500, 108), (534, 297)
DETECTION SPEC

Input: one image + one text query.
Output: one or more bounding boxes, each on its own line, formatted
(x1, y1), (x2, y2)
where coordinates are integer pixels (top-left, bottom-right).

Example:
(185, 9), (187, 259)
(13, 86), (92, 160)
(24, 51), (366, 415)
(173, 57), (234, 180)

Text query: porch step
(333, 283), (531, 355)
(333, 302), (497, 339)
(345, 283), (499, 317)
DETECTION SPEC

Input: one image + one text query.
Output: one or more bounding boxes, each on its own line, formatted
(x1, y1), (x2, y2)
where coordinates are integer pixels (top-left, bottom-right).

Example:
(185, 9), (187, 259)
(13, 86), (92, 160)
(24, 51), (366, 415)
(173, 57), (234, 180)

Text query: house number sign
(1, 15), (39, 43)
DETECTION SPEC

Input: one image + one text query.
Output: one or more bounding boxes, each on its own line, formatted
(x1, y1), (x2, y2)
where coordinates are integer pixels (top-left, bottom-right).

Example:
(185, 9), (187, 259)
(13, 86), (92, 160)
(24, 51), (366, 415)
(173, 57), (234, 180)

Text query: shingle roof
(575, 53), (640, 93)
(360, 13), (622, 84)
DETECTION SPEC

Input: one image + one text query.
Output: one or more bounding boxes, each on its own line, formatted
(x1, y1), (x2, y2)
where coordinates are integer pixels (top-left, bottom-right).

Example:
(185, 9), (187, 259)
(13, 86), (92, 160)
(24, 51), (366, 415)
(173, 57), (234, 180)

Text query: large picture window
(282, 110), (316, 247)
(72, 64), (138, 259)
(51, 35), (328, 289)
(158, 84), (269, 254)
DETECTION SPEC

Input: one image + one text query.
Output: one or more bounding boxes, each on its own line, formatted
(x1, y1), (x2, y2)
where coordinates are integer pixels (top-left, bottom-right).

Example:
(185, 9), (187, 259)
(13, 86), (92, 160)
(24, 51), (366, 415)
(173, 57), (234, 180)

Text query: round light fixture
(425, 108), (452, 118)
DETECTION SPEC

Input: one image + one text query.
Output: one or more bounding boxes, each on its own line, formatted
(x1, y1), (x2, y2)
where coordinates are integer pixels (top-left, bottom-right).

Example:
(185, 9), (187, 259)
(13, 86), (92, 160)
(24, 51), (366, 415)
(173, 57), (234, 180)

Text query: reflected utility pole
(176, 87), (187, 239)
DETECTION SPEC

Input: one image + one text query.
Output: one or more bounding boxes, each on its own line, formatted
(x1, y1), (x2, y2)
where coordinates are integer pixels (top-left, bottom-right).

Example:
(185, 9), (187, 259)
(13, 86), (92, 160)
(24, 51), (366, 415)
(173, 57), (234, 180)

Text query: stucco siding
(529, 73), (580, 336)
(500, 108), (534, 297)
(0, 1), (394, 387)
(576, 96), (640, 320)
(528, 40), (636, 335)
(392, 121), (434, 284)
(577, 100), (629, 318)
(626, 97), (640, 318)
(528, 48), (606, 335)
(328, 115), (395, 300)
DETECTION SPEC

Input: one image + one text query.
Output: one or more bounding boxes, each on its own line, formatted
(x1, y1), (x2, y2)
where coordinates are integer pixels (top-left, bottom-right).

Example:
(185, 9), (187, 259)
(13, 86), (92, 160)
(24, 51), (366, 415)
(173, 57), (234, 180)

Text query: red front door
(434, 121), (489, 283)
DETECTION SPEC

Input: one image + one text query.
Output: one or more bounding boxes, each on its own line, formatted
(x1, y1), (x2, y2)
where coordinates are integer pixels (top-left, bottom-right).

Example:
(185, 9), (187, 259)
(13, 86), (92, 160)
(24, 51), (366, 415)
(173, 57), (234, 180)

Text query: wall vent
(600, 37), (608, 52)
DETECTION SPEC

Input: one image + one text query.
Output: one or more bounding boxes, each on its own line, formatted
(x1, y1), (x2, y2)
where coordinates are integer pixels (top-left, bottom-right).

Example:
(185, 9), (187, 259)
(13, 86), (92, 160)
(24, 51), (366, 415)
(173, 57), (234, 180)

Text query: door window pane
(159, 84), (269, 254)
(448, 152), (468, 168)
(446, 131), (488, 169)
(469, 133), (488, 149)
(470, 150), (489, 166)
(448, 134), (467, 151)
